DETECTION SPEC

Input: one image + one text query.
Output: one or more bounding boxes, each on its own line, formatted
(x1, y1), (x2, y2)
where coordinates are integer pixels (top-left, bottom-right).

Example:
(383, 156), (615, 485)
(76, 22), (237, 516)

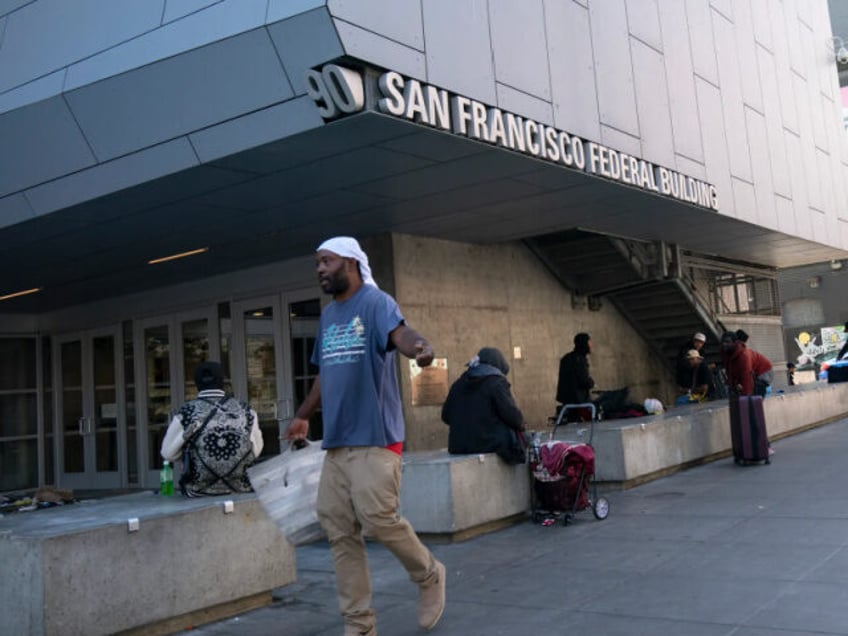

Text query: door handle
(78, 416), (85, 435)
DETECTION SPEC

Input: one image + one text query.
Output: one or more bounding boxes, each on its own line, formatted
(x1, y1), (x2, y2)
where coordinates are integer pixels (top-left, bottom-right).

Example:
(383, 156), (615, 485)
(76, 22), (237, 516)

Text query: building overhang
(2, 105), (846, 315)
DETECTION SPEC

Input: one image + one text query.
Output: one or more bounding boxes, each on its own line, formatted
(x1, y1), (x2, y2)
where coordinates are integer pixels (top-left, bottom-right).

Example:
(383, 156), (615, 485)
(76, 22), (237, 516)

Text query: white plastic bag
(247, 441), (327, 546)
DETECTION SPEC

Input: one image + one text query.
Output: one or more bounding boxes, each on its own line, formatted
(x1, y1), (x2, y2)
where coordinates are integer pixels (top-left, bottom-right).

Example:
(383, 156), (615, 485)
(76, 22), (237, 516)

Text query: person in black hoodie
(441, 347), (526, 464)
(556, 333), (595, 406)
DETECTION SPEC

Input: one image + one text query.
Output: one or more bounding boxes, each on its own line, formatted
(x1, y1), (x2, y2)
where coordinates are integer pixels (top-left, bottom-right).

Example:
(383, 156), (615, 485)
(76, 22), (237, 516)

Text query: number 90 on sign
(304, 65), (365, 119)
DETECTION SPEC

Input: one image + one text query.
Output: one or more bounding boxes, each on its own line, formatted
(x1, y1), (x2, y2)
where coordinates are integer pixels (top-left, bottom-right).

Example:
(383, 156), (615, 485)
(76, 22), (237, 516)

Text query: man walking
(286, 236), (446, 635)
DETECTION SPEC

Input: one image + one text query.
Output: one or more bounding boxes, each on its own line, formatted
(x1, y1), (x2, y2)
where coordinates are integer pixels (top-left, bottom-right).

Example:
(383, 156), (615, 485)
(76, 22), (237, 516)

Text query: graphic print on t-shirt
(322, 315), (366, 366)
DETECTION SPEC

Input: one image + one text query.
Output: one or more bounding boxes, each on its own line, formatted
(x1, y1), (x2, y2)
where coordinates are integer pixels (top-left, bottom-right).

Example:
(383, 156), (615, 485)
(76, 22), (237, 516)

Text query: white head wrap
(316, 236), (378, 288)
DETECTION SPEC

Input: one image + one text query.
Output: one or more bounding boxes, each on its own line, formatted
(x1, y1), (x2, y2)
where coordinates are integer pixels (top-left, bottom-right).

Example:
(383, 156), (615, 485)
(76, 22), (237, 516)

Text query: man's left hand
(415, 340), (434, 367)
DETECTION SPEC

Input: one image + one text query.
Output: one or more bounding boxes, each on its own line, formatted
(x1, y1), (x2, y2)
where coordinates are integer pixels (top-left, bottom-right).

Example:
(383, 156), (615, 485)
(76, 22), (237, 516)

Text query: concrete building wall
(387, 234), (676, 449)
(329, 0), (848, 251)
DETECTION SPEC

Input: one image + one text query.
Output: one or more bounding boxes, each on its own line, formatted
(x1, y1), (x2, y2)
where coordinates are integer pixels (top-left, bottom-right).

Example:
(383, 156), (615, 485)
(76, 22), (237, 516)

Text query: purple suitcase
(729, 394), (770, 464)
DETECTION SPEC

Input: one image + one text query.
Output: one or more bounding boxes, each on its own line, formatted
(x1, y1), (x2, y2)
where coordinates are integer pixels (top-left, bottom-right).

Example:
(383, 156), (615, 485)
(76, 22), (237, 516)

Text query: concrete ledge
(0, 492), (295, 636)
(589, 383), (848, 487)
(400, 451), (529, 540)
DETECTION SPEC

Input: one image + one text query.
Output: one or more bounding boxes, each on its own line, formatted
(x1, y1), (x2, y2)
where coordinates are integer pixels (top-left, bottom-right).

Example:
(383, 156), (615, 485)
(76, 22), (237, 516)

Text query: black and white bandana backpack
(178, 396), (256, 496)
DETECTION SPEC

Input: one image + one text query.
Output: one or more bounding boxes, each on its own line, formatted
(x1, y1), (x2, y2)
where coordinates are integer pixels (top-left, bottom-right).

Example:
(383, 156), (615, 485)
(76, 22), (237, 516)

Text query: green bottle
(160, 460), (174, 496)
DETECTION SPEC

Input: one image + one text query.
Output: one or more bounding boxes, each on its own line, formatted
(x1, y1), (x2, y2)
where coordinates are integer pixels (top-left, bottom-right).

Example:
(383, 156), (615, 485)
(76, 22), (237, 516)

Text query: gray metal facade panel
(659, 0), (703, 163)
(266, 0), (326, 23)
(731, 177), (757, 225)
(162, 0), (219, 23)
(64, 0), (269, 93)
(625, 0), (662, 51)
(328, 0), (423, 50)
(0, 15), (6, 50)
(599, 124), (640, 157)
(791, 71), (824, 212)
(734, 0), (764, 115)
(421, 0), (496, 105)
(745, 106), (777, 228)
(757, 44), (792, 199)
(800, 23), (830, 154)
(266, 8), (343, 94)
(713, 10), (753, 183)
(750, 0), (773, 51)
(775, 194), (797, 234)
(489, 0), (551, 101)
(0, 0), (31, 17)
(783, 130), (812, 241)
(694, 76), (732, 215)
(630, 38), (674, 169)
(589, 0), (640, 137)
(771, 7), (800, 135)
(709, 0), (733, 20)
(0, 68), (63, 116)
(65, 28), (293, 162)
(545, 0), (599, 140)
(495, 82), (553, 127)
(23, 138), (200, 217)
(674, 154), (707, 180)
(685, 0), (719, 87)
(0, 192), (34, 228)
(0, 0), (164, 94)
(333, 19), (425, 81)
(784, 0), (806, 76)
(189, 96), (322, 164)
(0, 96), (96, 198)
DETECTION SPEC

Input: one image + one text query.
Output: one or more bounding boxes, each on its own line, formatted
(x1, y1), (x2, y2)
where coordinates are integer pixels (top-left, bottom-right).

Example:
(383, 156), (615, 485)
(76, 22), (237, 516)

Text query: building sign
(305, 64), (719, 211)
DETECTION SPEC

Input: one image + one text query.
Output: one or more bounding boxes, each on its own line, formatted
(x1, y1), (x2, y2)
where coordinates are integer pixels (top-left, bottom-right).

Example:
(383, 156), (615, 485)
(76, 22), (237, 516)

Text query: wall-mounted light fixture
(830, 36), (848, 65)
(808, 276), (821, 289)
(831, 259), (844, 271)
(0, 286), (42, 301)
(148, 247), (208, 265)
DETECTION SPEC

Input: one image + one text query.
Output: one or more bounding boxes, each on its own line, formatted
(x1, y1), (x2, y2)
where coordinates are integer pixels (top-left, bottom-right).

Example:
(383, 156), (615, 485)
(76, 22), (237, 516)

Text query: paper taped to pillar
(409, 358), (448, 406)
(246, 441), (326, 546)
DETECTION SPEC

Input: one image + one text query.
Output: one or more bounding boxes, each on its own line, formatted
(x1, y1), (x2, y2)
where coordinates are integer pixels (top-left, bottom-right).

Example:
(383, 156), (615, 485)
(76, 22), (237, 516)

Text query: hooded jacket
(441, 363), (525, 464)
(720, 341), (755, 395)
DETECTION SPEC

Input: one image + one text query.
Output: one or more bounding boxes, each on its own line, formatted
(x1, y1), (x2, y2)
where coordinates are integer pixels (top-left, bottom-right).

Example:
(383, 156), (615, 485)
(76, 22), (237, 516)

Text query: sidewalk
(191, 419), (848, 636)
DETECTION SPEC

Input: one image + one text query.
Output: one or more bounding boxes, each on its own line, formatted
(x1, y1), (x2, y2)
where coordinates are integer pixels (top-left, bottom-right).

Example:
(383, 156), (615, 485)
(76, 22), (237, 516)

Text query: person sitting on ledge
(441, 347), (526, 464)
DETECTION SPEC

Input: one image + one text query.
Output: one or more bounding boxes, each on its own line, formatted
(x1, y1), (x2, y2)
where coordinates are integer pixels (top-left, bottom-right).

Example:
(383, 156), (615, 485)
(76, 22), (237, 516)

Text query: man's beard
(320, 271), (349, 296)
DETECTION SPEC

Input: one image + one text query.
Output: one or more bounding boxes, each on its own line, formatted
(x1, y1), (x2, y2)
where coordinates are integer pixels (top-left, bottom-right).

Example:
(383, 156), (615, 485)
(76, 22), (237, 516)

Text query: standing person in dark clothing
(556, 333), (595, 406)
(720, 331), (772, 396)
(441, 347), (526, 464)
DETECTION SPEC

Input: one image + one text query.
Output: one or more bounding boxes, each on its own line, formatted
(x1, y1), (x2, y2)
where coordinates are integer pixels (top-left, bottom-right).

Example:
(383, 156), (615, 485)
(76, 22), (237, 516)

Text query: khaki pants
(316, 446), (437, 634)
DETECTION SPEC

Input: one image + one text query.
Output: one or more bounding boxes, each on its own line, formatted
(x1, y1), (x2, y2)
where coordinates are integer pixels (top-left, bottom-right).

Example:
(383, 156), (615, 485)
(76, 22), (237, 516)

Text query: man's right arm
(285, 375), (321, 440)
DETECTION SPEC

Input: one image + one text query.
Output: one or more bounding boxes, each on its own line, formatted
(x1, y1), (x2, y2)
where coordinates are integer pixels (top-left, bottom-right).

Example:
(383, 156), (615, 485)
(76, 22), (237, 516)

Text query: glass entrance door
(134, 310), (218, 488)
(232, 291), (321, 457)
(55, 328), (123, 489)
(233, 297), (284, 457)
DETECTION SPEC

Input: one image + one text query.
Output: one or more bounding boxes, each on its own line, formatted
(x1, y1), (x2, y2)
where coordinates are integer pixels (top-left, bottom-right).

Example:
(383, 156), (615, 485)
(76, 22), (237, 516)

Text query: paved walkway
(192, 419), (848, 636)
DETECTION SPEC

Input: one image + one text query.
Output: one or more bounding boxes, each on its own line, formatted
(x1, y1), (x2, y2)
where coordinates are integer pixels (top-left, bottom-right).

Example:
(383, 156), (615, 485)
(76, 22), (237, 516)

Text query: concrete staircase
(525, 230), (725, 375)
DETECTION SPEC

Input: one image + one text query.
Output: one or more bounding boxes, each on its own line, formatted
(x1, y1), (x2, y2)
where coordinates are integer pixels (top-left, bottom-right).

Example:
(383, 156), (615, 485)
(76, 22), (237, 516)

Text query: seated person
(441, 347), (526, 464)
(676, 332), (706, 388)
(161, 361), (264, 496)
(675, 349), (716, 403)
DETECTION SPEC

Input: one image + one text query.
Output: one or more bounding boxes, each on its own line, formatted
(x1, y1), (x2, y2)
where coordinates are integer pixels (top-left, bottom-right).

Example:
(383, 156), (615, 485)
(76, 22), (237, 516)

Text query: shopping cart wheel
(593, 497), (610, 520)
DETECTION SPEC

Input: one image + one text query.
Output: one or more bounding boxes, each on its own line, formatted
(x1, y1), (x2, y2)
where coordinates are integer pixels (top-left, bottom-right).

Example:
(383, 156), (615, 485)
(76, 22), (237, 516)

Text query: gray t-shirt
(312, 285), (405, 449)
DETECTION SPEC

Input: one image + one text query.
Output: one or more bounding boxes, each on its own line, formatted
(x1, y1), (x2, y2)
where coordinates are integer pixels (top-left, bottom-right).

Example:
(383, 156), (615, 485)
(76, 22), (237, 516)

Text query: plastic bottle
(160, 460), (174, 496)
